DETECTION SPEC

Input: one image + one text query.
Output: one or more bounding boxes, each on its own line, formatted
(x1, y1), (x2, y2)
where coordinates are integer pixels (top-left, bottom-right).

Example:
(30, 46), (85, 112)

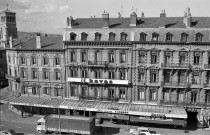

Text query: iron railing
(161, 63), (191, 69)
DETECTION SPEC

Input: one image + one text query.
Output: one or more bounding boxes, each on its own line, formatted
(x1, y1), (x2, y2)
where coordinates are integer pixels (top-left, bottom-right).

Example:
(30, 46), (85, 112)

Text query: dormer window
(152, 33), (159, 41)
(195, 33), (203, 42)
(139, 32), (147, 42)
(70, 33), (76, 41)
(180, 33), (188, 42)
(95, 32), (101, 41)
(165, 33), (173, 42)
(81, 32), (88, 41)
(120, 32), (127, 41)
(109, 32), (116, 41)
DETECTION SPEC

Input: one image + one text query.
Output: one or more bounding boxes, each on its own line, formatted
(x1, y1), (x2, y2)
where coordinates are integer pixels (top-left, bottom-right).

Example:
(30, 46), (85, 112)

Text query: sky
(0, 0), (209, 34)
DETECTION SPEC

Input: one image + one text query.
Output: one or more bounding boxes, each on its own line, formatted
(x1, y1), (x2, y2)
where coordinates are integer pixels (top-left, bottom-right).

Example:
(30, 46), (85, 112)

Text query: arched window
(54, 55), (61, 66)
(139, 32), (147, 41)
(70, 32), (77, 41)
(109, 32), (116, 41)
(120, 32), (127, 41)
(195, 32), (203, 42)
(180, 33), (188, 42)
(31, 54), (37, 65)
(165, 32), (173, 42)
(152, 32), (159, 41)
(95, 32), (101, 41)
(81, 32), (88, 41)
(43, 55), (49, 65)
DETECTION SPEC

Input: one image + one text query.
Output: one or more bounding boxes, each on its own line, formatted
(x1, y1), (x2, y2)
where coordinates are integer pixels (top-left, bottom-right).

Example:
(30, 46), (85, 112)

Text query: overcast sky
(0, 0), (209, 34)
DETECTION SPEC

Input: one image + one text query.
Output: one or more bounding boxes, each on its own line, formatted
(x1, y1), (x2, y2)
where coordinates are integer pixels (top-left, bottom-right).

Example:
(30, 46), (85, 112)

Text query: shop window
(43, 56), (49, 65)
(55, 56), (60, 65)
(139, 32), (147, 41)
(71, 86), (76, 96)
(54, 87), (61, 96)
(81, 32), (88, 41)
(43, 70), (49, 79)
(43, 87), (50, 95)
(31, 69), (37, 79)
(94, 88), (100, 97)
(151, 32), (159, 41)
(138, 72), (145, 82)
(109, 51), (114, 63)
(120, 32), (127, 41)
(32, 87), (37, 95)
(120, 52), (126, 63)
(31, 56), (36, 65)
(119, 70), (126, 80)
(70, 51), (76, 62)
(108, 89), (114, 98)
(165, 33), (173, 42)
(108, 71), (115, 79)
(81, 51), (87, 62)
(119, 89), (126, 99)
(81, 87), (88, 96)
(180, 33), (188, 42)
(191, 92), (197, 103)
(109, 32), (115, 41)
(70, 33), (76, 41)
(95, 32), (101, 41)
(195, 33), (203, 42)
(149, 90), (157, 101)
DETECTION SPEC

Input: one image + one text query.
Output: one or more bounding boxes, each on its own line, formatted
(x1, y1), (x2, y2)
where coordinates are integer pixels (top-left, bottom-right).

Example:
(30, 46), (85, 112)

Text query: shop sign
(89, 79), (113, 84)
(73, 106), (87, 111)
(97, 109), (128, 114)
(150, 113), (166, 118)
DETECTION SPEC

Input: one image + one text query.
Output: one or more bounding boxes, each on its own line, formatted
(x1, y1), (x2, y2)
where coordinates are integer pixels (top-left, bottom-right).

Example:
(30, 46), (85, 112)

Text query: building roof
(71, 17), (210, 29)
(15, 36), (63, 50)
(0, 9), (15, 14)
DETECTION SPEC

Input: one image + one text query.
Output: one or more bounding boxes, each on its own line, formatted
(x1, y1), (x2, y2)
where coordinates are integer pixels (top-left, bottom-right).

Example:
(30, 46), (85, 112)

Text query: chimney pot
(130, 12), (137, 26)
(102, 11), (109, 28)
(36, 34), (41, 49)
(183, 7), (192, 28)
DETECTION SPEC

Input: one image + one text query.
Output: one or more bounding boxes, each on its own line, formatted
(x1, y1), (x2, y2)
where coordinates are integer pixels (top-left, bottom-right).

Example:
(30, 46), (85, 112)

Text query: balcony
(161, 63), (191, 69)
(204, 64), (210, 69)
(79, 95), (119, 102)
(159, 100), (210, 107)
(88, 60), (107, 67)
(162, 81), (191, 88)
(5, 74), (20, 82)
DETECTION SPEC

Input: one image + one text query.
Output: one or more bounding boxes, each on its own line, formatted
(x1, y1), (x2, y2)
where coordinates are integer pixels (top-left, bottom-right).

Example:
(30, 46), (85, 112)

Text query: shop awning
(129, 104), (187, 119)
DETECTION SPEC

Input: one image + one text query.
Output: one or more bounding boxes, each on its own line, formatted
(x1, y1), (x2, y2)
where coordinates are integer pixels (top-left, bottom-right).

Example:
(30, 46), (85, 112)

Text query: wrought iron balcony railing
(162, 81), (191, 87)
(88, 60), (108, 66)
(161, 63), (191, 69)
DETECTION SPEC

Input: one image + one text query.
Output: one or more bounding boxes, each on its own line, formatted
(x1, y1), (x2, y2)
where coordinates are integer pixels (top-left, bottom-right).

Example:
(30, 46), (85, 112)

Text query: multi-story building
(7, 8), (210, 128)
(0, 48), (7, 88)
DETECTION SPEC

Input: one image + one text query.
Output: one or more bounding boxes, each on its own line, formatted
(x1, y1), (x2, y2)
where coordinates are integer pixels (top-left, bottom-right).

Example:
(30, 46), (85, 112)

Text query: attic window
(109, 32), (116, 41)
(70, 33), (77, 41)
(81, 33), (88, 41)
(180, 33), (188, 42)
(139, 32), (147, 41)
(195, 33), (203, 42)
(95, 32), (101, 41)
(120, 32), (127, 41)
(165, 33), (173, 42)
(152, 33), (159, 41)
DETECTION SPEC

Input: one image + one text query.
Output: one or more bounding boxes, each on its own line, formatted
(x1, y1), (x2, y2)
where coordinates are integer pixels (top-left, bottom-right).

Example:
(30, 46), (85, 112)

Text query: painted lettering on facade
(89, 79), (113, 84)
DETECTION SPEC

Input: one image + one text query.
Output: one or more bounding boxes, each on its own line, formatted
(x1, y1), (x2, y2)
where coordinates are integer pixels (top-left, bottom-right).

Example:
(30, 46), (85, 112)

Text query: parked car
(0, 129), (16, 135)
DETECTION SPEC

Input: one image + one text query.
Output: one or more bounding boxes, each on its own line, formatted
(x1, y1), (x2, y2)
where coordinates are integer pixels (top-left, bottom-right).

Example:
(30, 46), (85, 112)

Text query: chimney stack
(130, 12), (137, 26)
(160, 9), (166, 17)
(183, 7), (192, 28)
(66, 16), (74, 28)
(9, 36), (13, 48)
(102, 10), (109, 28)
(36, 33), (41, 49)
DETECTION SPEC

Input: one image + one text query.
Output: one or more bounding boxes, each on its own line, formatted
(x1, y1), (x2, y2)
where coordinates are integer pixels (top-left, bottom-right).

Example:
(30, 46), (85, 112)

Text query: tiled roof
(72, 17), (210, 29)
(16, 36), (63, 50)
